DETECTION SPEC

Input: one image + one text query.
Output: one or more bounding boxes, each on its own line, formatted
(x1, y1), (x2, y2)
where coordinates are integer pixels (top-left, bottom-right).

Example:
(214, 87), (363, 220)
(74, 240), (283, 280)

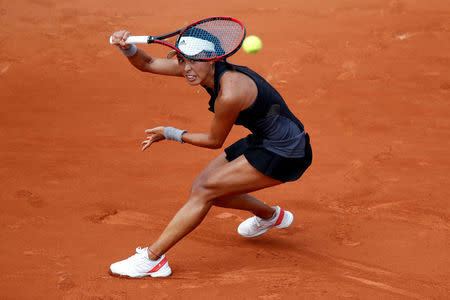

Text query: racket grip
(109, 36), (149, 44)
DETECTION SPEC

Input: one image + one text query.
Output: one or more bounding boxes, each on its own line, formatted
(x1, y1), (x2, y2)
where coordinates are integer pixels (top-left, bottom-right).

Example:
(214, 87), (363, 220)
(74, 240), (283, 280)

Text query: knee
(190, 175), (218, 204)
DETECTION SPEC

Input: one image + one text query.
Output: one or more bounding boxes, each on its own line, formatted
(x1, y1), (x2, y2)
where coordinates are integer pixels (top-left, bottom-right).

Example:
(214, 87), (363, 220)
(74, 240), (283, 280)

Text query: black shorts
(224, 133), (312, 182)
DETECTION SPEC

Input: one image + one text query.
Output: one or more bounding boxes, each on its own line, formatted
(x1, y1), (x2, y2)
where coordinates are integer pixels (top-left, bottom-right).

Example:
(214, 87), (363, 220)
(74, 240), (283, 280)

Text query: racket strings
(179, 19), (245, 60)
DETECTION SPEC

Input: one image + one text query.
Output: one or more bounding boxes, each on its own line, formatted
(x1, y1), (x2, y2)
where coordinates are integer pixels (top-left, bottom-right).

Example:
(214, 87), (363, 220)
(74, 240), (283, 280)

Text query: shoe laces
(253, 216), (265, 229)
(128, 247), (147, 262)
(253, 211), (277, 229)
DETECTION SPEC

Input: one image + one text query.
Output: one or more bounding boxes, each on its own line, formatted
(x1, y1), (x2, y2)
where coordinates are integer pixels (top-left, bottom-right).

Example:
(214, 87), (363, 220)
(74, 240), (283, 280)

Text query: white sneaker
(237, 206), (294, 238)
(109, 247), (172, 278)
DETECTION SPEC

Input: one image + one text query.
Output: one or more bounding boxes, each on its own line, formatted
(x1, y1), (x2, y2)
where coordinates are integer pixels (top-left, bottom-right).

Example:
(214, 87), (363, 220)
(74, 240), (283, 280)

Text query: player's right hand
(111, 30), (131, 49)
(142, 127), (166, 151)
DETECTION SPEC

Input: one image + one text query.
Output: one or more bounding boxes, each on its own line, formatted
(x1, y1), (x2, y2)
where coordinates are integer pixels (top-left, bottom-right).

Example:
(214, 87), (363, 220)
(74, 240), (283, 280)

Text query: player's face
(177, 55), (214, 87)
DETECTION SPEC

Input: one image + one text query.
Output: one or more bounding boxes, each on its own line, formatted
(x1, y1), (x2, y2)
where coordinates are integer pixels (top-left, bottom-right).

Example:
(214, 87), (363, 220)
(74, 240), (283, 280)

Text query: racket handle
(109, 35), (150, 44)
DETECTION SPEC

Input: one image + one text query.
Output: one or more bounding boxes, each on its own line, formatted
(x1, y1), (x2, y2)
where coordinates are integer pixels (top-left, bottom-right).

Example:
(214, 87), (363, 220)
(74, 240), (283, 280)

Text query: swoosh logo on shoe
(274, 209), (285, 226)
(147, 256), (168, 273)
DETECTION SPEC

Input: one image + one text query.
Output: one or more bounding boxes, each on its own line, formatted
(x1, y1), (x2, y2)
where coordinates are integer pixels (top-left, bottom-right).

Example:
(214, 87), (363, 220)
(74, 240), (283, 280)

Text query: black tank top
(203, 61), (307, 158)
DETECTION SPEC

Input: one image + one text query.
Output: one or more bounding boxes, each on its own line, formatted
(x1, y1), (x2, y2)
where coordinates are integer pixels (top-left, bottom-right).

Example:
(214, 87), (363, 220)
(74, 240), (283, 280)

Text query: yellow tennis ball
(242, 35), (262, 54)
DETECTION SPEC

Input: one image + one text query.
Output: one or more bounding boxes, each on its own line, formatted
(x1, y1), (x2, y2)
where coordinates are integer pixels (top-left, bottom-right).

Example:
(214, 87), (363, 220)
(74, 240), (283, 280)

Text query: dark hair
(178, 27), (225, 58)
(222, 58), (235, 70)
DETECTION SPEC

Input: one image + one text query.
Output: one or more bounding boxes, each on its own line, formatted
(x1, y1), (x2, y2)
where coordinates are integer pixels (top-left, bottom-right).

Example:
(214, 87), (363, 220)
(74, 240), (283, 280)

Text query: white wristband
(164, 127), (187, 143)
(118, 44), (137, 57)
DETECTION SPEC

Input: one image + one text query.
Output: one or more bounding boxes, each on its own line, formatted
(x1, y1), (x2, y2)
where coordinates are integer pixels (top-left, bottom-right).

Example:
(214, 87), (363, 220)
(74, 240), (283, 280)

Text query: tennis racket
(109, 16), (246, 61)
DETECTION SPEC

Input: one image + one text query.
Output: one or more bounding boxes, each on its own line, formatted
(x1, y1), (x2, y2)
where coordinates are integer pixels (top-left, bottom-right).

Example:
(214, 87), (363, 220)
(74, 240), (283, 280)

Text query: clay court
(1, 0), (449, 299)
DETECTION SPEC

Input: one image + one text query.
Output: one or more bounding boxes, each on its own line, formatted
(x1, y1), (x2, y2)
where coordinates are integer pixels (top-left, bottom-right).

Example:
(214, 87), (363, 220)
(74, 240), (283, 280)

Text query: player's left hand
(142, 127), (165, 151)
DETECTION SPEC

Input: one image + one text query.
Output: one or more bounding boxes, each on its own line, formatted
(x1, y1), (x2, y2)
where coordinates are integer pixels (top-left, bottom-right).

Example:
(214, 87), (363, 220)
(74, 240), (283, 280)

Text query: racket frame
(111, 16), (246, 61)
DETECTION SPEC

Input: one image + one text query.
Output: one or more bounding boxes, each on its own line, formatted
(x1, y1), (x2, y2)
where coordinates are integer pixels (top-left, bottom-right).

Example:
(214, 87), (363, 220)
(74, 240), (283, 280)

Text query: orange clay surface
(1, 0), (449, 299)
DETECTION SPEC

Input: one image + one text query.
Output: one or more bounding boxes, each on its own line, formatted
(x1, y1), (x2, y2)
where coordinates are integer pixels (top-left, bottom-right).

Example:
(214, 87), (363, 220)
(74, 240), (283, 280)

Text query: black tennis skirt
(224, 133), (312, 182)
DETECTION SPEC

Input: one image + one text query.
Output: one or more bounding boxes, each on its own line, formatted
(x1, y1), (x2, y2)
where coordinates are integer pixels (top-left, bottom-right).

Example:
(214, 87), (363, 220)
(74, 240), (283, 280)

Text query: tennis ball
(242, 35), (262, 54)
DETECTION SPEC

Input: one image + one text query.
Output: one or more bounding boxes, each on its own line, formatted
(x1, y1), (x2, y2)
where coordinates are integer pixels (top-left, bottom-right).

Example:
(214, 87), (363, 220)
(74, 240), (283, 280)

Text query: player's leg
(212, 193), (275, 219)
(147, 154), (282, 258)
(109, 154), (285, 278)
(194, 152), (275, 219)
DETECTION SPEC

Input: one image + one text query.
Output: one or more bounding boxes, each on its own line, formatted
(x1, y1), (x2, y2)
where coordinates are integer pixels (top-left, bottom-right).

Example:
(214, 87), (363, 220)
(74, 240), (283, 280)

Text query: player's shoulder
(216, 69), (257, 112)
(219, 69), (256, 99)
(220, 68), (248, 83)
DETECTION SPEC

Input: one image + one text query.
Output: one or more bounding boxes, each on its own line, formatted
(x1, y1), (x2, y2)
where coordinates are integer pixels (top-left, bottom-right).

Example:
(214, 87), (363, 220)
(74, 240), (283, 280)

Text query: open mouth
(186, 75), (197, 82)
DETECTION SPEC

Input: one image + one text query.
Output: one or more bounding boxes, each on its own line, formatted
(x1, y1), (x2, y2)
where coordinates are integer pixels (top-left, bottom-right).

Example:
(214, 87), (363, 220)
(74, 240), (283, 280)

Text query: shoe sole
(240, 210), (294, 238)
(242, 227), (271, 238)
(109, 265), (172, 278)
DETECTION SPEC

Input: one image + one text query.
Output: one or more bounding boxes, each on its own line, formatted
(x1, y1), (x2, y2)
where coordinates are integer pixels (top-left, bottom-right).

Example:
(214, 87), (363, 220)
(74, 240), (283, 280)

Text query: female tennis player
(109, 29), (312, 278)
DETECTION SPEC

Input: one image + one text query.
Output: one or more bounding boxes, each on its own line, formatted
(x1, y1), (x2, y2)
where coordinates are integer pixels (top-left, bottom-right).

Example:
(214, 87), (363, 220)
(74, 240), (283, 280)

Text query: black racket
(110, 16), (246, 61)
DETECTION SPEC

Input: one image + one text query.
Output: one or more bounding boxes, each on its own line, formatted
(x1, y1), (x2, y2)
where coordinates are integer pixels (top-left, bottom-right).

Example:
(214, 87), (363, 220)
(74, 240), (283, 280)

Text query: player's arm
(181, 72), (256, 148)
(111, 30), (182, 77)
(142, 72), (257, 150)
(182, 97), (240, 148)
